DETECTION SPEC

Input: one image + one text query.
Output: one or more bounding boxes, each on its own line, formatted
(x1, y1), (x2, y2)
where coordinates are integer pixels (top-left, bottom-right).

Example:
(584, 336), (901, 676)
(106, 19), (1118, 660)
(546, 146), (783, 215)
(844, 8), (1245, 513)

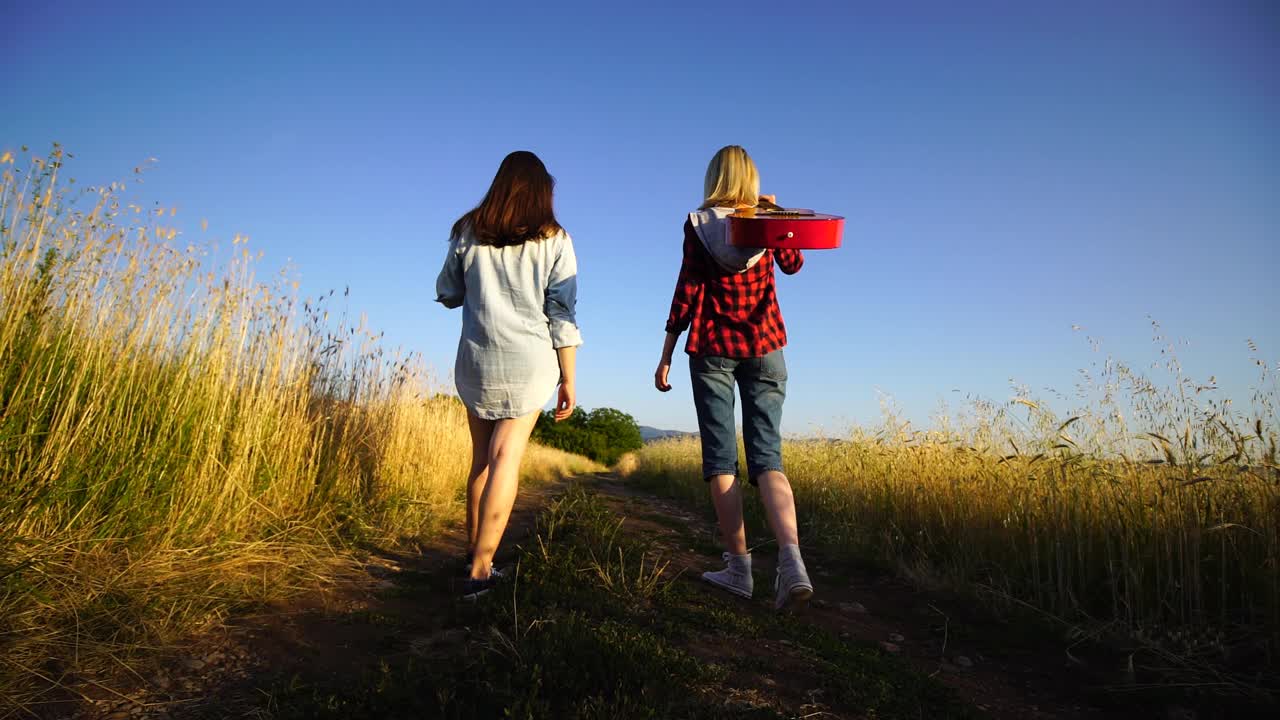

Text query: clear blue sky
(4, 0), (1277, 433)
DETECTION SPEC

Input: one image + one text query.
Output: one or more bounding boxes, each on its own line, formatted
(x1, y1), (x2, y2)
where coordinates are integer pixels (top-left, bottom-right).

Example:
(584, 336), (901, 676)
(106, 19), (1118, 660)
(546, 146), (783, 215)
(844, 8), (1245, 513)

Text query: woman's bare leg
(464, 413), (495, 556)
(469, 409), (540, 580)
(754, 470), (800, 547)
(756, 469), (811, 607)
(708, 474), (749, 556)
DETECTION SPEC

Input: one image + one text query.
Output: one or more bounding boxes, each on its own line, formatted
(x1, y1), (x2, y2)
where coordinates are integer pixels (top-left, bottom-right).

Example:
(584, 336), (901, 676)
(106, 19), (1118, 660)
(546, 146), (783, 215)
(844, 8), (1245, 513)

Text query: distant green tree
(532, 406), (643, 465)
(582, 407), (643, 462)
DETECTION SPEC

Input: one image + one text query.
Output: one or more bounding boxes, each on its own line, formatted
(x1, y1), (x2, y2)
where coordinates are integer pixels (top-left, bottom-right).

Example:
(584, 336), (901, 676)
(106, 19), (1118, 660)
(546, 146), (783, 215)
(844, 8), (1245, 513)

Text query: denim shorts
(688, 349), (787, 485)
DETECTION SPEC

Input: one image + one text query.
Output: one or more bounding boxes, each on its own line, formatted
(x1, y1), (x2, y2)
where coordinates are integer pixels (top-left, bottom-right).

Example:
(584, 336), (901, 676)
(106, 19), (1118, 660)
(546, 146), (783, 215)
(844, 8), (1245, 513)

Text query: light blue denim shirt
(435, 229), (582, 419)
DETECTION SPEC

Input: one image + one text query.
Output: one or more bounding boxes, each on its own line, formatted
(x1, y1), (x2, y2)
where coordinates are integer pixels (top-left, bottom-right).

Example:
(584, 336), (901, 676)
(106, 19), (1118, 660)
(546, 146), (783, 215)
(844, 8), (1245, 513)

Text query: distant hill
(639, 426), (696, 443)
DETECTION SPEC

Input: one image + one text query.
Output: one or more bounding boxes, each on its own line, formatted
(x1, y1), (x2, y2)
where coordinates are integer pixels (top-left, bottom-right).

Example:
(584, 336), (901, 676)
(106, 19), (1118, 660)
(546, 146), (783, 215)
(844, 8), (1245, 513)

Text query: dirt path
(588, 475), (1122, 720)
(64, 473), (1134, 720)
(59, 479), (565, 720)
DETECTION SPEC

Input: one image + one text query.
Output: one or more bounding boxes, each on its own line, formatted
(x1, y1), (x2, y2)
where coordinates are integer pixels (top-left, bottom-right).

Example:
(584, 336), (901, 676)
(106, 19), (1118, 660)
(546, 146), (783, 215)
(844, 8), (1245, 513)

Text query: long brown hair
(451, 151), (563, 246)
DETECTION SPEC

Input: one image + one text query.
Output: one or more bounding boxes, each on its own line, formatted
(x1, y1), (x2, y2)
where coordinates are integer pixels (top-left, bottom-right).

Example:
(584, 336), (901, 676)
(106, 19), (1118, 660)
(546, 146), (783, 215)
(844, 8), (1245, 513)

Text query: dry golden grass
(631, 345), (1278, 696)
(611, 451), (640, 477)
(0, 146), (599, 709)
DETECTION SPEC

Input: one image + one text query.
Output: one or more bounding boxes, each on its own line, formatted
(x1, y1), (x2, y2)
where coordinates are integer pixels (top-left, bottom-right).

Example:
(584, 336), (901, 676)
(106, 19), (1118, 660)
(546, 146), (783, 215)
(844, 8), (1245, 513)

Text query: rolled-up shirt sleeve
(545, 233), (583, 348)
(775, 248), (804, 275)
(435, 236), (465, 309)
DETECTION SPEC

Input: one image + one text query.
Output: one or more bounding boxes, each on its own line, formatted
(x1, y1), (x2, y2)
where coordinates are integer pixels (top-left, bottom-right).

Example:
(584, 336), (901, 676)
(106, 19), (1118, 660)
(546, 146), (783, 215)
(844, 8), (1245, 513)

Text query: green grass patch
(263, 484), (974, 719)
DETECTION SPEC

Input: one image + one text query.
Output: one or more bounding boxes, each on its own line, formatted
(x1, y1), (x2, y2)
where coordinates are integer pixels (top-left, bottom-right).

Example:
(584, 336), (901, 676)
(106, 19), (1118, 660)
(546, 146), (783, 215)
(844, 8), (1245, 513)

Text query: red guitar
(728, 199), (844, 250)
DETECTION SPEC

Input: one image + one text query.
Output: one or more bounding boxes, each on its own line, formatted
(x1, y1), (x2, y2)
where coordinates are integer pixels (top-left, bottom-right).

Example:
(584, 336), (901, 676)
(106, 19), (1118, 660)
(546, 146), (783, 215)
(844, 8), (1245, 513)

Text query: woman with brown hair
(436, 150), (582, 600)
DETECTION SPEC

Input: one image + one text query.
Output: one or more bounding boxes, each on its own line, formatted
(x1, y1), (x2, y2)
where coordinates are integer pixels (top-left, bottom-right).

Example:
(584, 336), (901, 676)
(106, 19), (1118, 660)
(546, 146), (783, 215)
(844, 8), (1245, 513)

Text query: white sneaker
(774, 555), (814, 610)
(701, 552), (753, 599)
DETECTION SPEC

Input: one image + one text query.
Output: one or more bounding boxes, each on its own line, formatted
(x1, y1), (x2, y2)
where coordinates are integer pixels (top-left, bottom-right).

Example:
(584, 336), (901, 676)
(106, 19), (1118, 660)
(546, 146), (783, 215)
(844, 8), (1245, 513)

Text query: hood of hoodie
(690, 208), (765, 273)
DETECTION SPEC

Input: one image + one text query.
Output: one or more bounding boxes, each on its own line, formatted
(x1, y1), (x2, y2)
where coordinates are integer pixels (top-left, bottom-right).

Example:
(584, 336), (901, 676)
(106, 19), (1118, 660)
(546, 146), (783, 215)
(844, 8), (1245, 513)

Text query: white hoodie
(689, 207), (765, 274)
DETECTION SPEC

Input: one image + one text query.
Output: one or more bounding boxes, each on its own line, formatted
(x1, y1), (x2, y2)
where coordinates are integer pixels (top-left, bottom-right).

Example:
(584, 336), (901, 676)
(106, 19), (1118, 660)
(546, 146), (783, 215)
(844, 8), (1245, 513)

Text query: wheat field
(628, 338), (1278, 694)
(0, 146), (600, 707)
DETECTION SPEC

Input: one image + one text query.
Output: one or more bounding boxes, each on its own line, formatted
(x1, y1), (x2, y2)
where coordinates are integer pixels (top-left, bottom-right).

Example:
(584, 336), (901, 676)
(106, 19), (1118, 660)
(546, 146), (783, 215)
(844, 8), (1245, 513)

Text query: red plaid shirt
(665, 219), (804, 358)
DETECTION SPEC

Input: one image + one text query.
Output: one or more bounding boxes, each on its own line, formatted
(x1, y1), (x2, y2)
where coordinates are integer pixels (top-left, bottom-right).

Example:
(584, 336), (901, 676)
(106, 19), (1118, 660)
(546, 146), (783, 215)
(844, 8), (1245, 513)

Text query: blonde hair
(700, 145), (760, 209)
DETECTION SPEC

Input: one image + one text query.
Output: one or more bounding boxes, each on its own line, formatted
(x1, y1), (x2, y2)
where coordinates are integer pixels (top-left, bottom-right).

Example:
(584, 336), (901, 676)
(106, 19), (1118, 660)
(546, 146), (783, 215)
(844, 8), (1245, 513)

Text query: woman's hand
(553, 346), (577, 421)
(654, 357), (672, 392)
(655, 332), (679, 393)
(555, 380), (576, 421)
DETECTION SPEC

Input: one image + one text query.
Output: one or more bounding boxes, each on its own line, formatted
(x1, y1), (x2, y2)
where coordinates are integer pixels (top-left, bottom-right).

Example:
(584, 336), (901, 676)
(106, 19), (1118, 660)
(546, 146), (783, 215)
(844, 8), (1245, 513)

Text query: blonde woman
(436, 150), (581, 600)
(654, 145), (813, 610)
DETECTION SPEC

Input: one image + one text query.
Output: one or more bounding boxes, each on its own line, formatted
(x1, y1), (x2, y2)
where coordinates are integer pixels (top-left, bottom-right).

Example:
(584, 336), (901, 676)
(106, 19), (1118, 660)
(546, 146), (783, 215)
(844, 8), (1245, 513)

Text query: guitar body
(727, 208), (844, 250)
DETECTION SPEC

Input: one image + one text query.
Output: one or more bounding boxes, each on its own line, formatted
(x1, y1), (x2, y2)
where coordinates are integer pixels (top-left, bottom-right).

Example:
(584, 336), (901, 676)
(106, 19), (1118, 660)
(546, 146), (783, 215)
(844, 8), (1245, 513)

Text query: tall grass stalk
(0, 146), (599, 708)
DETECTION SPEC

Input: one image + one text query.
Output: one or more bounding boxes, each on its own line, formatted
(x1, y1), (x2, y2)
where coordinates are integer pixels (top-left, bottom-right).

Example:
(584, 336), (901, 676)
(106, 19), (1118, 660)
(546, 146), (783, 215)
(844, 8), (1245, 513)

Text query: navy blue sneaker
(460, 575), (499, 601)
